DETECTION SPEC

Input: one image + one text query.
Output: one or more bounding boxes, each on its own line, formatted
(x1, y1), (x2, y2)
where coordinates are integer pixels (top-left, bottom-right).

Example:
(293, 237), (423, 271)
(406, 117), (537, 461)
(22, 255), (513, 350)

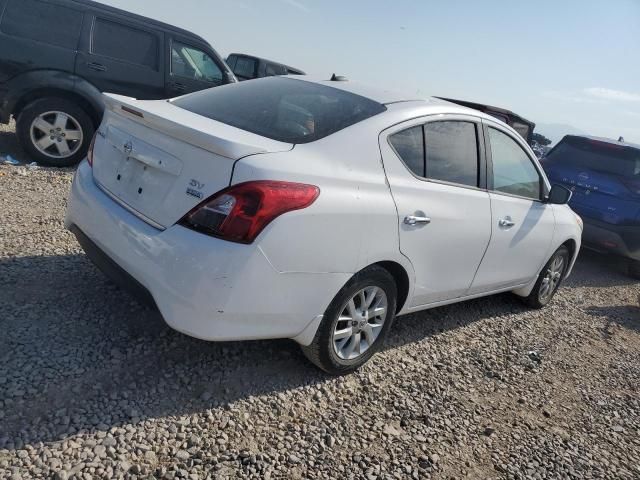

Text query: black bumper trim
(70, 225), (158, 309)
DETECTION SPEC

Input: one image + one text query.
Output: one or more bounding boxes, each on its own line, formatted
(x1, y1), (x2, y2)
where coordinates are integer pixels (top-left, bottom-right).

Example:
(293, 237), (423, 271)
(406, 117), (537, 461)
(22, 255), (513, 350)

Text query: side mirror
(547, 184), (572, 205)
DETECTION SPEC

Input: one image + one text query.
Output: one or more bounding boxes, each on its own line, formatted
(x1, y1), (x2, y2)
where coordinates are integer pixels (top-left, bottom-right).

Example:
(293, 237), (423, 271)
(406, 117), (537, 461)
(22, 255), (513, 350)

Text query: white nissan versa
(65, 76), (582, 374)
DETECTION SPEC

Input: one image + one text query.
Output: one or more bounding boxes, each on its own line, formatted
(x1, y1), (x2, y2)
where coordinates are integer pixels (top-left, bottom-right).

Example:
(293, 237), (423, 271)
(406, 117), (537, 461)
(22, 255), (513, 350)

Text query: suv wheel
(628, 260), (640, 280)
(301, 265), (397, 375)
(16, 97), (95, 167)
(522, 245), (570, 309)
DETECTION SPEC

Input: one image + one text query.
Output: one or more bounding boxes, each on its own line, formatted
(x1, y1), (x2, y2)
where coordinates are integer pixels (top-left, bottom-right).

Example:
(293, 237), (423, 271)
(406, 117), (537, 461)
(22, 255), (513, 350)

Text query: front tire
(301, 265), (397, 375)
(16, 97), (95, 167)
(522, 246), (570, 309)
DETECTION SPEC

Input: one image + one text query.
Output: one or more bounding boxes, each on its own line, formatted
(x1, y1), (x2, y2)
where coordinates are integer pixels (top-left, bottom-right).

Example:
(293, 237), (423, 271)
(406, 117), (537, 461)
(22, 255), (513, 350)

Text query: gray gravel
(1, 122), (639, 479)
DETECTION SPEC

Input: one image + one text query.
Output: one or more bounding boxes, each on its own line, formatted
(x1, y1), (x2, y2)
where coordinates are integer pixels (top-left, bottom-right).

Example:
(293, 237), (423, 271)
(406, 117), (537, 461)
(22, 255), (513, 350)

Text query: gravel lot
(1, 121), (639, 480)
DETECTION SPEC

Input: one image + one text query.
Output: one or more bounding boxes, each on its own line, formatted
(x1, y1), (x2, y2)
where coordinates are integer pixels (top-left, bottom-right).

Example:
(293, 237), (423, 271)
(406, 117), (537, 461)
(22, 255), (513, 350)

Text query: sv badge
(186, 179), (205, 199)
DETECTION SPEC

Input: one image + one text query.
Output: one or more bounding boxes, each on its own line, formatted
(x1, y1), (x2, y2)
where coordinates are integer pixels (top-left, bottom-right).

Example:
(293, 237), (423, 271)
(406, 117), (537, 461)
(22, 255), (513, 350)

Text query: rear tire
(301, 265), (397, 375)
(16, 97), (95, 167)
(522, 246), (570, 309)
(628, 260), (640, 280)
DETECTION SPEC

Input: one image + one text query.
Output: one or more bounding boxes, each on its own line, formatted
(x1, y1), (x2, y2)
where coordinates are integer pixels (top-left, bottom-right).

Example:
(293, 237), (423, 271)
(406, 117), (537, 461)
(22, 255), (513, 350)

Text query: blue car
(542, 135), (640, 278)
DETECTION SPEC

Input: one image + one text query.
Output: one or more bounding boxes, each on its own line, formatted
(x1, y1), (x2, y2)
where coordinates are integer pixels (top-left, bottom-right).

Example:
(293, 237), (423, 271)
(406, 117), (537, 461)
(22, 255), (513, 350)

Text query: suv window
(489, 127), (541, 200)
(233, 57), (257, 80)
(173, 77), (386, 144)
(266, 62), (287, 76)
(425, 121), (478, 187)
(389, 126), (424, 177)
(92, 19), (158, 70)
(1, 0), (83, 49)
(171, 41), (223, 84)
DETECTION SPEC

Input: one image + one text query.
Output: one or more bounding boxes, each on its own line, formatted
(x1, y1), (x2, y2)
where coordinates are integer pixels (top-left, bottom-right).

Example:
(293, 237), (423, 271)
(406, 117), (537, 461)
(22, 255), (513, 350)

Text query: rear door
(165, 37), (227, 97)
(380, 115), (492, 306)
(75, 13), (165, 99)
(0, 0), (82, 83)
(470, 121), (555, 293)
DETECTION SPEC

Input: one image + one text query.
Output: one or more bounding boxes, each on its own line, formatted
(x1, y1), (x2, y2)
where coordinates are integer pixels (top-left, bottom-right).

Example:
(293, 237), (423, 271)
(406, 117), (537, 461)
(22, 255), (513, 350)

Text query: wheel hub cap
(29, 111), (83, 159)
(332, 286), (388, 360)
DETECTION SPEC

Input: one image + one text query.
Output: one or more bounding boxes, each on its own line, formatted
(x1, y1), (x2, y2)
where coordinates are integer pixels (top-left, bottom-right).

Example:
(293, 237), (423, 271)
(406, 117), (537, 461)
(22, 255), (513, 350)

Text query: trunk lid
(92, 94), (293, 228)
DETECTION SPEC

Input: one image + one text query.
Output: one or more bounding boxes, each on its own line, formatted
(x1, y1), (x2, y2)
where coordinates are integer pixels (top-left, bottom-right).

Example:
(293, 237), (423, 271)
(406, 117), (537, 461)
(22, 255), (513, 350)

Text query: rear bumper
(65, 161), (350, 343)
(582, 218), (640, 261)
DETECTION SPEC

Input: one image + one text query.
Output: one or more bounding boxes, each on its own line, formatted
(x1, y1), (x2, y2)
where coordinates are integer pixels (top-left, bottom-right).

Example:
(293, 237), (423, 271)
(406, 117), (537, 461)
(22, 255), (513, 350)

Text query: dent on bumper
(65, 161), (349, 343)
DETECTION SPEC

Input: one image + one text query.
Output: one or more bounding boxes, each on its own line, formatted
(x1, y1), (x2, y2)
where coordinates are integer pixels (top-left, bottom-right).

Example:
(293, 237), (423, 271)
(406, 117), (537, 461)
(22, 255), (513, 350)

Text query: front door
(470, 122), (555, 293)
(165, 38), (227, 97)
(380, 116), (492, 307)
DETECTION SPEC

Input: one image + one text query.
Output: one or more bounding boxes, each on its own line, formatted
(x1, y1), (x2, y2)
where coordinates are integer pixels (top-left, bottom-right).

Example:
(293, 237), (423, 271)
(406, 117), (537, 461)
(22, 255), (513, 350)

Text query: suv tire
(301, 265), (397, 375)
(16, 97), (95, 167)
(522, 245), (570, 309)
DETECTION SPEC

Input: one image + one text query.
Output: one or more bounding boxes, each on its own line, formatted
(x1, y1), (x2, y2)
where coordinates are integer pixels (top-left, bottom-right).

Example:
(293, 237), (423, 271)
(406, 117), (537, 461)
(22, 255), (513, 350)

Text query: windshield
(546, 137), (640, 177)
(172, 77), (386, 144)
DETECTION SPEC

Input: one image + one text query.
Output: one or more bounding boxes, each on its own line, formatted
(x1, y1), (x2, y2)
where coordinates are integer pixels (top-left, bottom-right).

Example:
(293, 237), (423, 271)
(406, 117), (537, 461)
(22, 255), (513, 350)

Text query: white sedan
(65, 76), (582, 374)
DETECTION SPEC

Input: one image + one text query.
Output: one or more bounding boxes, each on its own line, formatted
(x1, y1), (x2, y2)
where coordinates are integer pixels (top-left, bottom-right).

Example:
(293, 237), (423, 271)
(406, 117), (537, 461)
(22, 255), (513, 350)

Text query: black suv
(226, 54), (305, 81)
(0, 0), (235, 166)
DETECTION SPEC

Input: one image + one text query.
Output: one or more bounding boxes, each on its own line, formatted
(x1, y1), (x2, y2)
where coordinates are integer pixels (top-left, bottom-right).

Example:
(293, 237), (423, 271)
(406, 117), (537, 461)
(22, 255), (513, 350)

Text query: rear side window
(92, 18), (159, 70)
(172, 77), (386, 144)
(265, 63), (287, 76)
(389, 126), (424, 177)
(489, 127), (541, 200)
(546, 137), (640, 177)
(1, 0), (82, 49)
(425, 121), (478, 187)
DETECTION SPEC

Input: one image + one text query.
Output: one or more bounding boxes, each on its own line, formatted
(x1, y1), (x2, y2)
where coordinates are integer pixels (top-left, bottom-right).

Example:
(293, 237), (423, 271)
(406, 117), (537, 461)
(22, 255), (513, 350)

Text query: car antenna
(330, 73), (348, 81)
(618, 136), (625, 143)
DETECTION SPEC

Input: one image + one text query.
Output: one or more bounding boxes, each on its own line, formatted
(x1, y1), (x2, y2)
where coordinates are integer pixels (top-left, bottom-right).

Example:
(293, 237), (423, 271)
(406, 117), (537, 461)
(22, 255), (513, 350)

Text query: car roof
(70, 0), (210, 45)
(563, 134), (640, 150)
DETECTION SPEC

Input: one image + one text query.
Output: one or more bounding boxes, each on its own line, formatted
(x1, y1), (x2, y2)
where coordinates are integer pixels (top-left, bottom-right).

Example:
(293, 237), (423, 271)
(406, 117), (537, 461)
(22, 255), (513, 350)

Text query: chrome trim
(95, 181), (166, 231)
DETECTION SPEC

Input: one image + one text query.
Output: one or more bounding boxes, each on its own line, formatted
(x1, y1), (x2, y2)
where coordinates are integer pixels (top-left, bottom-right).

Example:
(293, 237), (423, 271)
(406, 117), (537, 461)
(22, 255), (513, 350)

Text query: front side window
(92, 19), (158, 69)
(489, 127), (541, 200)
(233, 57), (257, 80)
(1, 0), (83, 49)
(425, 121), (478, 187)
(171, 41), (223, 84)
(172, 77), (386, 144)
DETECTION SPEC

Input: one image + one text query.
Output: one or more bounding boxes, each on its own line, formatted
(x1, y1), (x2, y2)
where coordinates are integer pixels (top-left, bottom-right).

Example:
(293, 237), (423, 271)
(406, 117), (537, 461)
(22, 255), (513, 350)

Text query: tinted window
(1, 0), (82, 49)
(425, 121), (478, 187)
(265, 63), (287, 76)
(489, 128), (541, 199)
(226, 55), (237, 69)
(546, 137), (640, 177)
(171, 41), (223, 84)
(173, 77), (386, 144)
(389, 126), (424, 177)
(92, 19), (158, 69)
(233, 57), (257, 80)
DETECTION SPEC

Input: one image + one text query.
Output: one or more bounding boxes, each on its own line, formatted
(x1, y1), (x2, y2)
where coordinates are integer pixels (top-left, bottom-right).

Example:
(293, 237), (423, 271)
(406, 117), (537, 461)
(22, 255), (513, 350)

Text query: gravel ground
(1, 121), (639, 480)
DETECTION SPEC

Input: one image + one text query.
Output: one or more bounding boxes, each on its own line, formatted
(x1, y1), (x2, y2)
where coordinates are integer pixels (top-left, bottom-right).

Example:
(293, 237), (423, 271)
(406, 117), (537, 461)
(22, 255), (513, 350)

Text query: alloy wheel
(29, 111), (83, 159)
(332, 286), (388, 360)
(539, 254), (565, 302)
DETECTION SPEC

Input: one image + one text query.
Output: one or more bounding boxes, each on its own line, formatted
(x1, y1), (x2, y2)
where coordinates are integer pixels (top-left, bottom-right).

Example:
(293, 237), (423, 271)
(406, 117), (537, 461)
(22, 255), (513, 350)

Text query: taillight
(87, 132), (97, 167)
(180, 181), (320, 244)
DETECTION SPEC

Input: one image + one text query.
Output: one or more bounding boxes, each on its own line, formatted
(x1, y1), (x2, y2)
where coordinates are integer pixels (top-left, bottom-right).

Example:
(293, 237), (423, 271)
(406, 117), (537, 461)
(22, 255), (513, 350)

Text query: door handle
(498, 217), (516, 228)
(87, 62), (107, 72)
(404, 215), (431, 226)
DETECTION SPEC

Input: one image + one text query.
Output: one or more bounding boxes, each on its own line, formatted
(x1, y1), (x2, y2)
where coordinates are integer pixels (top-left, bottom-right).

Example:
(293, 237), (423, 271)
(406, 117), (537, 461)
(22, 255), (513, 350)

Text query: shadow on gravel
(564, 249), (635, 289)
(0, 122), (28, 163)
(586, 305), (640, 335)
(0, 253), (528, 449)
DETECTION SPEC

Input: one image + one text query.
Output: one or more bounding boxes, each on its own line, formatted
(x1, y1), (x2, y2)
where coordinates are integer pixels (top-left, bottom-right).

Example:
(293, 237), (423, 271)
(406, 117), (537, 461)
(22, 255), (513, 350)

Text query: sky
(100, 0), (640, 144)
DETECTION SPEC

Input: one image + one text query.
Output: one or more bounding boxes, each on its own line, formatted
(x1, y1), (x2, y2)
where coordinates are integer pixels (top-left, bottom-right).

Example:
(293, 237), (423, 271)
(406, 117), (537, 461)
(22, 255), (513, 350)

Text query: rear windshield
(172, 77), (386, 144)
(546, 137), (640, 177)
